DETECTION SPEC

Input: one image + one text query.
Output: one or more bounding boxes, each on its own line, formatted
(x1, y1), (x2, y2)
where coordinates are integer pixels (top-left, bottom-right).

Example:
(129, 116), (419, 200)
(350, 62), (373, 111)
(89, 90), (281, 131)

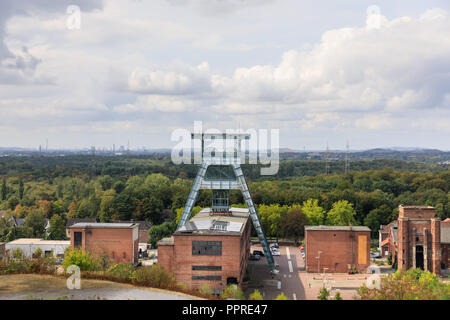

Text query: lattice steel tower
(176, 132), (277, 273)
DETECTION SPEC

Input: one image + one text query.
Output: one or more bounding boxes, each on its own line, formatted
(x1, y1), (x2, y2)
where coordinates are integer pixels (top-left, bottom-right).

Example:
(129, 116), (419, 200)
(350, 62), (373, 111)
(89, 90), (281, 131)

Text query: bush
(318, 287), (330, 300)
(107, 263), (134, 282)
(130, 263), (175, 288)
(98, 254), (111, 271)
(33, 248), (43, 258)
(274, 292), (289, 300)
(0, 254), (56, 275)
(198, 284), (213, 295)
(332, 292), (343, 300)
(358, 268), (450, 300)
(63, 248), (99, 271)
(220, 284), (245, 300)
(248, 289), (263, 300)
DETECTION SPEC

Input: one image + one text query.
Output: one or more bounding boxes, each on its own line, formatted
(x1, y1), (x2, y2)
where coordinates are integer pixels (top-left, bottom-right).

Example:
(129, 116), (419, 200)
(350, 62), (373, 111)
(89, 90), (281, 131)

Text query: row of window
(192, 265), (222, 271)
(192, 275), (222, 281)
(192, 241), (222, 255)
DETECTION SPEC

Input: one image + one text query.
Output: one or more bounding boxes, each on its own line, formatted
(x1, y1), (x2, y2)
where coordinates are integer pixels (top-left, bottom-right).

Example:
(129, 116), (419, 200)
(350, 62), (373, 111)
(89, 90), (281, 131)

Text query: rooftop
(69, 222), (137, 229)
(305, 225), (371, 232)
(175, 207), (250, 235)
(66, 218), (96, 227)
(399, 205), (435, 209)
(6, 238), (70, 245)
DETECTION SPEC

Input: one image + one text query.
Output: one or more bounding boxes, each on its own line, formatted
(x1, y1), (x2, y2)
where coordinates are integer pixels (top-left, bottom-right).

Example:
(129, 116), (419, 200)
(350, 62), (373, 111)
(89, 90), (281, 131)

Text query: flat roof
(69, 222), (137, 229)
(158, 236), (174, 246)
(305, 225), (371, 232)
(6, 238), (70, 245)
(400, 205), (435, 209)
(175, 207), (250, 236)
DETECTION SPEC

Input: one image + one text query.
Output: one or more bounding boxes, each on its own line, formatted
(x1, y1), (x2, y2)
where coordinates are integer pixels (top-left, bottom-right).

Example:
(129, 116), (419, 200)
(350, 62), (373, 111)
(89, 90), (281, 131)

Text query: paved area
(245, 245), (378, 300)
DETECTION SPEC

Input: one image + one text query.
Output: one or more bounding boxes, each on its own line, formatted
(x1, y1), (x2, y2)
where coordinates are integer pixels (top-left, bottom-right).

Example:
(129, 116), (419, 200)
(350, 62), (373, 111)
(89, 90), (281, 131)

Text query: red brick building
(305, 225), (371, 273)
(380, 205), (450, 275)
(158, 207), (251, 292)
(69, 222), (139, 264)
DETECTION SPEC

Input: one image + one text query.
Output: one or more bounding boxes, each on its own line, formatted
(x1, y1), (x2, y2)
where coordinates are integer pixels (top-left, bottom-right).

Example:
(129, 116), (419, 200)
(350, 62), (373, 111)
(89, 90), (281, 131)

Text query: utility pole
(345, 140), (350, 174)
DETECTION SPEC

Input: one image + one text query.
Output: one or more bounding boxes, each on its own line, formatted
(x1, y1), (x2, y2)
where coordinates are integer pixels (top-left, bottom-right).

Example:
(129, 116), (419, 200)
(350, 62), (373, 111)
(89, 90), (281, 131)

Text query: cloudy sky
(0, 0), (449, 150)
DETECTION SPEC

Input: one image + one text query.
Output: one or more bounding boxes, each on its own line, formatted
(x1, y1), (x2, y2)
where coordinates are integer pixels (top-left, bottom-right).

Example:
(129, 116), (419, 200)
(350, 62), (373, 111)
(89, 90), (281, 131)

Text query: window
(192, 265), (222, 271)
(74, 232), (82, 248)
(192, 275), (221, 281)
(192, 241), (222, 256)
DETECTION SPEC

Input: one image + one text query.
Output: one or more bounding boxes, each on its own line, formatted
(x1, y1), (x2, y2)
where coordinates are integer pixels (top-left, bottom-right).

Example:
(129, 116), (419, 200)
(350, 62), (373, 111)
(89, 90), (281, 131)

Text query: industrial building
(158, 207), (252, 292)
(305, 225), (371, 273)
(68, 222), (139, 264)
(5, 238), (70, 258)
(379, 205), (450, 275)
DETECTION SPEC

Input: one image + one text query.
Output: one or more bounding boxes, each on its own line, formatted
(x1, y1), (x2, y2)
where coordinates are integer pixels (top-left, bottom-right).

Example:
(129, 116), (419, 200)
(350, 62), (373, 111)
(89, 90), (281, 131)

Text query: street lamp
(315, 251), (323, 273)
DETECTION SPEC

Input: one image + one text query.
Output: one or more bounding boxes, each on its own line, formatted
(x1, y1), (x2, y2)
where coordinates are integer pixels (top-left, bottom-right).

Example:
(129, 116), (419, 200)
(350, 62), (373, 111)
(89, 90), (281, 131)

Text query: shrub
(63, 248), (99, 271)
(220, 284), (245, 300)
(358, 268), (450, 300)
(98, 254), (111, 271)
(332, 292), (343, 300)
(248, 289), (263, 300)
(130, 263), (175, 288)
(198, 284), (213, 295)
(318, 287), (330, 300)
(33, 248), (43, 258)
(274, 292), (289, 300)
(107, 263), (134, 282)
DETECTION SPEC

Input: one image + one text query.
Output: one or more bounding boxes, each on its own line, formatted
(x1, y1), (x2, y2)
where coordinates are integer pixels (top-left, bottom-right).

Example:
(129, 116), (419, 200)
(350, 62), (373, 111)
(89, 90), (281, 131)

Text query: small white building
(5, 238), (70, 258)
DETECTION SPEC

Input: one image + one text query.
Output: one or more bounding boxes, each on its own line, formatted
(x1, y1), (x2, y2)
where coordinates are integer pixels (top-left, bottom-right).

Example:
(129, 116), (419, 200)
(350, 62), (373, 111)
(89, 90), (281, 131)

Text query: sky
(0, 0), (449, 151)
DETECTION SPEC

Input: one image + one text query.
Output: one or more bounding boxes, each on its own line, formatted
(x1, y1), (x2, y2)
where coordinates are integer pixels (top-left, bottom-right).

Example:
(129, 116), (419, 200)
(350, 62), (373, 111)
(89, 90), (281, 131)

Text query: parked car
(271, 250), (281, 256)
(270, 243), (279, 249)
(249, 254), (260, 261)
(370, 252), (381, 259)
(253, 250), (265, 257)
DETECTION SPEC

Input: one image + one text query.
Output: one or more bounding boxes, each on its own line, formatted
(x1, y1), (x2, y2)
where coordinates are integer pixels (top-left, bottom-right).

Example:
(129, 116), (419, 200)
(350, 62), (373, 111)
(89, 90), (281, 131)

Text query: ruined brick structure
(380, 205), (450, 275)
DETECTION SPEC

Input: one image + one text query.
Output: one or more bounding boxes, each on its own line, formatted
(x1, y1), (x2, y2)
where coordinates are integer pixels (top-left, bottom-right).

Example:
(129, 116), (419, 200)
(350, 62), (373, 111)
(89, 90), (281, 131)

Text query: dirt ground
(0, 274), (201, 300)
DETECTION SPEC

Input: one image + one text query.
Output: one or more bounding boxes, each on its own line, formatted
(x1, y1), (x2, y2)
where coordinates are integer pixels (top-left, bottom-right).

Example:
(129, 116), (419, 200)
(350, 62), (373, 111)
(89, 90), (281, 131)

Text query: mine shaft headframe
(191, 133), (250, 159)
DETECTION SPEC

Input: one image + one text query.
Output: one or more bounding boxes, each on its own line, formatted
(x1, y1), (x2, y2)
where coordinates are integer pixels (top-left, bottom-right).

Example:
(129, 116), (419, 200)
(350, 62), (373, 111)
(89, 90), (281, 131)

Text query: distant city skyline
(0, 1), (449, 150)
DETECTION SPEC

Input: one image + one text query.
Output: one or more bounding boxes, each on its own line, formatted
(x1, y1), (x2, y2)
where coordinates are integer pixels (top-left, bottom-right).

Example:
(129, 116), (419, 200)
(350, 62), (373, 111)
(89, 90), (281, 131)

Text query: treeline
(0, 161), (448, 242)
(0, 155), (447, 182)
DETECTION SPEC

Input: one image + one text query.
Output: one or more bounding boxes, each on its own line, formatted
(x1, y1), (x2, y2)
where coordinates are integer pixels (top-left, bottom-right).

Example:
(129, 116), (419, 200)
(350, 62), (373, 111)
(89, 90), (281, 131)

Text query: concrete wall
(5, 243), (69, 257)
(305, 230), (371, 273)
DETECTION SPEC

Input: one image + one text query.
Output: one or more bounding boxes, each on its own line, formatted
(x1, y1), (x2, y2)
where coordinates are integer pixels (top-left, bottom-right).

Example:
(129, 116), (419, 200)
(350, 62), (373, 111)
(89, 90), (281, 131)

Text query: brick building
(379, 205), (450, 275)
(68, 222), (139, 264)
(305, 225), (371, 273)
(158, 207), (251, 292)
(115, 220), (152, 244)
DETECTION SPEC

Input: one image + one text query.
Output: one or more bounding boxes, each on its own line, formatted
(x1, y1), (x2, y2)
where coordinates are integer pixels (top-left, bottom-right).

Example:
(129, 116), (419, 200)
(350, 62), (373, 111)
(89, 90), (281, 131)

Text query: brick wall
(158, 220), (251, 291)
(305, 229), (370, 273)
(69, 226), (138, 263)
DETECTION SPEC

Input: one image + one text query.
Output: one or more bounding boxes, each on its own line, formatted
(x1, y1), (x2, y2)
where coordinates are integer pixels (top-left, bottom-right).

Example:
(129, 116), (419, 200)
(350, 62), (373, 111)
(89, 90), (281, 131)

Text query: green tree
(364, 210), (381, 237)
(98, 190), (116, 222)
(280, 206), (307, 242)
(301, 199), (325, 225)
(332, 292), (343, 300)
(47, 214), (67, 240)
(148, 221), (176, 248)
(142, 196), (164, 225)
(1, 178), (7, 201)
(326, 200), (357, 226)
(18, 179), (24, 200)
(24, 210), (47, 238)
